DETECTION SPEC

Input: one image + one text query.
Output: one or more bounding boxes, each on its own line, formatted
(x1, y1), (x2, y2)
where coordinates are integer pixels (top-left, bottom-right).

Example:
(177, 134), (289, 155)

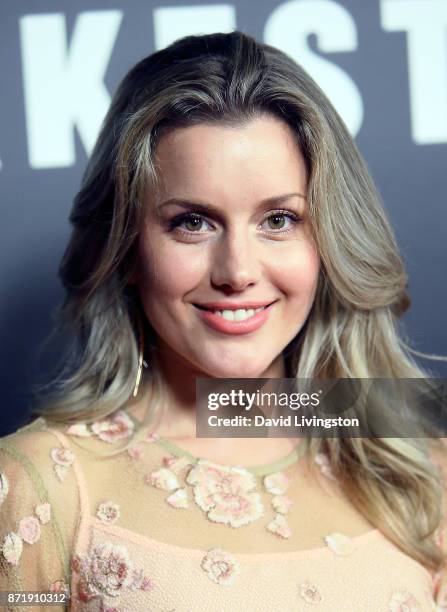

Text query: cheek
(137, 240), (207, 305)
(274, 242), (320, 302)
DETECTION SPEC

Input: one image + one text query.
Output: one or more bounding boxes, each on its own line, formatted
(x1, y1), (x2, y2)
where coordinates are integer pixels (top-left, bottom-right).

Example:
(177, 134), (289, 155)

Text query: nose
(210, 227), (261, 292)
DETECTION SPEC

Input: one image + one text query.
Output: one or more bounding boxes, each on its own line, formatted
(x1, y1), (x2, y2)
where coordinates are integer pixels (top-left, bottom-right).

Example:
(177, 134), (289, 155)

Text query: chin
(197, 355), (275, 379)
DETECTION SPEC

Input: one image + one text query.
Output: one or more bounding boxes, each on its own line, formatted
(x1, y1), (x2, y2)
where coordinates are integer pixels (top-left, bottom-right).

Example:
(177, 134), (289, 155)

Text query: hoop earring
(133, 312), (148, 397)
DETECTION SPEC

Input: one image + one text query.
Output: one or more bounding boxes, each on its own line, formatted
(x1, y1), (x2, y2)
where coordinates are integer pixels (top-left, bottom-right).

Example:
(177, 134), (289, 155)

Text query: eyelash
(167, 210), (303, 236)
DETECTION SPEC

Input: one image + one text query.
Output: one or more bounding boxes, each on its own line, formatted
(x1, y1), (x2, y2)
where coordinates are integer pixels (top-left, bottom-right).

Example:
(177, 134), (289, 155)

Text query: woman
(0, 31), (445, 611)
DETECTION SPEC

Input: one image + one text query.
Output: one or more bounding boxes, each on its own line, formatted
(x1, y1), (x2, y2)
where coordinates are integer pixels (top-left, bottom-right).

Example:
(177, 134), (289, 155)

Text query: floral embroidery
(49, 579), (70, 596)
(0, 472), (9, 505)
(201, 548), (240, 585)
(127, 444), (144, 460)
(147, 468), (179, 491)
(51, 447), (75, 466)
(314, 453), (336, 481)
(96, 502), (120, 525)
(263, 471), (291, 495)
(166, 488), (188, 509)
(66, 410), (135, 444)
(186, 460), (264, 528)
(66, 423), (92, 437)
(128, 567), (154, 591)
(163, 456), (192, 473)
(35, 502), (51, 524)
(271, 495), (294, 514)
(266, 514), (292, 539)
(299, 582), (322, 604)
(1, 532), (23, 565)
(18, 516), (41, 545)
(71, 541), (153, 602)
(50, 447), (75, 481)
(324, 532), (356, 556)
(388, 590), (421, 611)
(144, 431), (160, 443)
(91, 411), (135, 443)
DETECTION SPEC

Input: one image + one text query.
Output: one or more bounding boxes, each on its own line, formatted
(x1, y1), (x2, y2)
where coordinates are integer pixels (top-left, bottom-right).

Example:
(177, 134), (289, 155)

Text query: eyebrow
(156, 192), (306, 215)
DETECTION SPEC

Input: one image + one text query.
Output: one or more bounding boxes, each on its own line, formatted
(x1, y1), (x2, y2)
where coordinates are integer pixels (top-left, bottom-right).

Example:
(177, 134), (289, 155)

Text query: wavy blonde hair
(34, 31), (445, 572)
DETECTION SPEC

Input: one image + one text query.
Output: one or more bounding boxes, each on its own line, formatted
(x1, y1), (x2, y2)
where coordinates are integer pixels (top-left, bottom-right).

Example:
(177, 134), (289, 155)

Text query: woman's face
(136, 114), (320, 379)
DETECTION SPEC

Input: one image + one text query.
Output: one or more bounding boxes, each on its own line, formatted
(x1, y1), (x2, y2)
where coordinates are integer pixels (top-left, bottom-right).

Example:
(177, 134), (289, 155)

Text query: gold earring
(133, 313), (147, 397)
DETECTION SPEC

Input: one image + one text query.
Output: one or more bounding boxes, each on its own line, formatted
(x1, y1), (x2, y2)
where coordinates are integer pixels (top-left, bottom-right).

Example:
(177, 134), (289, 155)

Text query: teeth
(213, 306), (266, 321)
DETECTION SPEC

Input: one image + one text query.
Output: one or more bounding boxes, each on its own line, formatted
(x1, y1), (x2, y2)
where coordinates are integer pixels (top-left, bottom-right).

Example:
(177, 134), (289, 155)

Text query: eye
(168, 213), (214, 234)
(260, 210), (302, 233)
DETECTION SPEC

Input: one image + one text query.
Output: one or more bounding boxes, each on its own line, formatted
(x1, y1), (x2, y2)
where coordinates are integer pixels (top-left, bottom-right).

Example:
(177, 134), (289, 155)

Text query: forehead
(151, 115), (308, 205)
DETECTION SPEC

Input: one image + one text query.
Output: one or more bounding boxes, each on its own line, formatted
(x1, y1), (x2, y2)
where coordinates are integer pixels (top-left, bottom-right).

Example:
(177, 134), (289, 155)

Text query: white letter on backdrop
(20, 11), (122, 168)
(381, 0), (447, 144)
(264, 0), (363, 136)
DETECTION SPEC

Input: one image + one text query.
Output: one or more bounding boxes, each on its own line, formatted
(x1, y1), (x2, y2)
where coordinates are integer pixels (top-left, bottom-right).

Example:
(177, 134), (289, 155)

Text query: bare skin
(132, 114), (320, 466)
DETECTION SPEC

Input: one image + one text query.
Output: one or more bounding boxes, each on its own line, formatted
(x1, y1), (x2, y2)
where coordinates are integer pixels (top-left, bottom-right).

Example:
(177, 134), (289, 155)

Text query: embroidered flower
(71, 554), (83, 573)
(324, 532), (356, 556)
(35, 503), (51, 524)
(18, 516), (41, 544)
(266, 514), (292, 539)
(127, 444), (144, 460)
(271, 495), (294, 514)
(50, 447), (75, 481)
(163, 455), (192, 473)
(49, 579), (70, 596)
(166, 488), (188, 509)
(72, 542), (133, 600)
(314, 453), (336, 481)
(71, 541), (153, 603)
(201, 548), (240, 585)
(51, 447), (75, 467)
(91, 411), (135, 443)
(147, 468), (179, 491)
(144, 431), (160, 443)
(0, 472), (9, 505)
(2, 532), (23, 565)
(263, 471), (291, 495)
(299, 582), (322, 604)
(186, 460), (263, 528)
(66, 423), (92, 437)
(96, 501), (120, 525)
(128, 567), (154, 592)
(388, 590), (421, 611)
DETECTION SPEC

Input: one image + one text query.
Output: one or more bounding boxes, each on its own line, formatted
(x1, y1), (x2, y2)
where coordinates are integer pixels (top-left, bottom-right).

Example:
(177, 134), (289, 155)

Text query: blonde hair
(35, 31), (445, 572)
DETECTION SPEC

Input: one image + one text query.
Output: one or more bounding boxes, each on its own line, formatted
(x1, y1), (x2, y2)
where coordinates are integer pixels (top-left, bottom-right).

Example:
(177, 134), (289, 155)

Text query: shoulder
(0, 418), (76, 485)
(0, 419), (79, 591)
(0, 416), (85, 536)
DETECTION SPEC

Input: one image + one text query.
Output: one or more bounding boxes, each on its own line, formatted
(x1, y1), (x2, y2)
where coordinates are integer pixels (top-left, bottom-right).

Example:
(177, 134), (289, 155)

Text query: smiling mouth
(193, 303), (273, 322)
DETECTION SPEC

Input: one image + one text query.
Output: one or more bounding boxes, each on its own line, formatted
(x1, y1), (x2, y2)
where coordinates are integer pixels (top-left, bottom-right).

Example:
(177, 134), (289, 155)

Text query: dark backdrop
(1, 0), (446, 436)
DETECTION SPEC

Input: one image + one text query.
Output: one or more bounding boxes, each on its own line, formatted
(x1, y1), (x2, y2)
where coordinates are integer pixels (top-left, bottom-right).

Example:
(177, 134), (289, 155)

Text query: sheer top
(0, 407), (446, 611)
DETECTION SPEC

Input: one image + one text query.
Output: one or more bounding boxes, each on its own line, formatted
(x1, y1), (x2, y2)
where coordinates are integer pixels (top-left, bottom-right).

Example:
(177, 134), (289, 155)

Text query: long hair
(34, 31), (445, 572)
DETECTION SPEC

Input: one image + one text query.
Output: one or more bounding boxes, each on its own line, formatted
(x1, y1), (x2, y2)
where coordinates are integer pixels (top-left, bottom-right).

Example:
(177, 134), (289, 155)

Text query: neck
(140, 340), (286, 439)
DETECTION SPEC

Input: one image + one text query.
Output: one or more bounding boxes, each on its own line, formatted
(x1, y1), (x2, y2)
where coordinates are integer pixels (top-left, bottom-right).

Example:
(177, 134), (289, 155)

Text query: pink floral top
(0, 410), (446, 611)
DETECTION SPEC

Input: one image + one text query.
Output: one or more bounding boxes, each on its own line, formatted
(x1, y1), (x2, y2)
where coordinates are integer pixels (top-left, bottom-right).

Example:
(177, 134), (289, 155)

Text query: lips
(194, 301), (276, 311)
(193, 301), (276, 335)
